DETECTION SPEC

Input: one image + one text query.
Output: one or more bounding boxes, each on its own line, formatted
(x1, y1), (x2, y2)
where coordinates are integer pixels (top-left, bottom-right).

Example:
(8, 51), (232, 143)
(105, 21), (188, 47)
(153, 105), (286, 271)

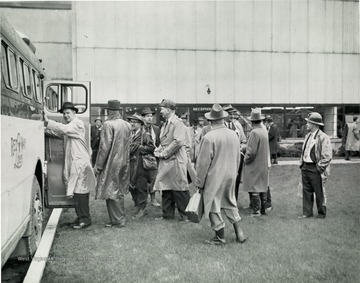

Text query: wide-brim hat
(248, 108), (265, 121)
(106, 100), (121, 110)
(305, 112), (324, 126)
(58, 101), (78, 113)
(159, 99), (176, 110)
(222, 104), (236, 113)
(128, 113), (145, 124)
(141, 107), (155, 115)
(204, 103), (228, 121)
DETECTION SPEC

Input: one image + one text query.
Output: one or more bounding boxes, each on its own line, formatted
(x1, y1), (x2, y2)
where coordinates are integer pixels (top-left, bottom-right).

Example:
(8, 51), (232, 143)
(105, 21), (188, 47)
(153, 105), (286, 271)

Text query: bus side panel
(1, 116), (44, 263)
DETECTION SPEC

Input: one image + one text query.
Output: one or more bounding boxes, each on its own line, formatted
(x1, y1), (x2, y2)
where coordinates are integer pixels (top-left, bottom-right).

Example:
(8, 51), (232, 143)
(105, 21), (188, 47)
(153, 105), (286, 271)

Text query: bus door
(43, 81), (91, 208)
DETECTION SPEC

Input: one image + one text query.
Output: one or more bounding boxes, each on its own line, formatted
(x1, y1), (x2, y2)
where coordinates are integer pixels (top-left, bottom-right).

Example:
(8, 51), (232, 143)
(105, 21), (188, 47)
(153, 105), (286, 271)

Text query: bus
(1, 13), (91, 266)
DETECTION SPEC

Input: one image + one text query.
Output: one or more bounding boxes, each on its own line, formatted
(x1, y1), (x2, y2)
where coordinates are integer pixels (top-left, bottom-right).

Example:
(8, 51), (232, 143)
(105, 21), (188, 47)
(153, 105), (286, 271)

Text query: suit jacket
(144, 124), (161, 147)
(300, 129), (332, 177)
(90, 125), (102, 150)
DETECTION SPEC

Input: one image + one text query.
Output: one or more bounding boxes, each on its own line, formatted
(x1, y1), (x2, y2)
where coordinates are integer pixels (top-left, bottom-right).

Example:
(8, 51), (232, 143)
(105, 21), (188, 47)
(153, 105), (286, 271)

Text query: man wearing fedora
(44, 102), (95, 229)
(299, 112), (332, 219)
(265, 116), (279, 165)
(128, 113), (156, 218)
(141, 107), (161, 207)
(243, 108), (271, 217)
(193, 116), (205, 162)
(91, 116), (102, 166)
(195, 104), (246, 245)
(94, 100), (132, 228)
(154, 99), (190, 223)
(223, 104), (247, 201)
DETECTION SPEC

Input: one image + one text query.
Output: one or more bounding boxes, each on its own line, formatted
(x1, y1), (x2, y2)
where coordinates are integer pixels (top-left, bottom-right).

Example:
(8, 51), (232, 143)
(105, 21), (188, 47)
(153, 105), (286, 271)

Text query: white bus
(1, 13), (91, 266)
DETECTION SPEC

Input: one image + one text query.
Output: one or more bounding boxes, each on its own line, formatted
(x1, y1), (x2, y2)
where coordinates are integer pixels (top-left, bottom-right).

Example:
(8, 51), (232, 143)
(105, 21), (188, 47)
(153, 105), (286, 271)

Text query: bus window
(30, 69), (36, 100)
(45, 85), (59, 112)
(23, 62), (32, 98)
(18, 59), (25, 94)
(8, 48), (18, 89)
(1, 43), (10, 87)
(61, 85), (87, 114)
(33, 71), (42, 102)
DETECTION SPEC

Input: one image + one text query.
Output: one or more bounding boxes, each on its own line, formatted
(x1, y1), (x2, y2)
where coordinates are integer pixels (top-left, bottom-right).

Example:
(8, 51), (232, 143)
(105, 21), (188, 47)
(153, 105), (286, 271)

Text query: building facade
(1, 0), (359, 142)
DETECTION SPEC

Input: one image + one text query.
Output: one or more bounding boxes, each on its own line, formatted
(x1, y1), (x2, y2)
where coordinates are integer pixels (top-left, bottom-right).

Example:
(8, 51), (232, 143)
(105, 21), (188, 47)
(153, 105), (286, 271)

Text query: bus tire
(28, 176), (44, 256)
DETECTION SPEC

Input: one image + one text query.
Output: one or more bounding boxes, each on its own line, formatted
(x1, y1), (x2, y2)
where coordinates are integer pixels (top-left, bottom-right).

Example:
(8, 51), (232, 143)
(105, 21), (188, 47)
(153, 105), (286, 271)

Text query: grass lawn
(42, 164), (360, 283)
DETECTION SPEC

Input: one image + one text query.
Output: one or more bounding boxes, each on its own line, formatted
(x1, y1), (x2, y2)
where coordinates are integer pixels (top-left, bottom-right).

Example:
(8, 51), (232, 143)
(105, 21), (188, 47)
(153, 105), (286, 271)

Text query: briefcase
(185, 189), (204, 223)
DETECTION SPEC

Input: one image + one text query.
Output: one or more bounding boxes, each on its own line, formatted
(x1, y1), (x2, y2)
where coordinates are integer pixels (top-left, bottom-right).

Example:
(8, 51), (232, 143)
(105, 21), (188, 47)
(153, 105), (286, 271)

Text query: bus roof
(0, 12), (43, 72)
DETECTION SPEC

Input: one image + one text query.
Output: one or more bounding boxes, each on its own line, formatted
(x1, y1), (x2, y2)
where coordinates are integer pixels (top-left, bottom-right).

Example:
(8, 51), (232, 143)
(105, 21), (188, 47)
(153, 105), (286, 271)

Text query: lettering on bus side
(10, 133), (26, 168)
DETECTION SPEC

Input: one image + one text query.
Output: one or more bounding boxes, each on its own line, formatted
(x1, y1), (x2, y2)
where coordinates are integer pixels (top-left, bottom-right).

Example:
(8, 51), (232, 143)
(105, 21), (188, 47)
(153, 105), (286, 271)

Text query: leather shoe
(73, 222), (91, 229)
(204, 236), (226, 245)
(133, 209), (147, 219)
(150, 199), (161, 207)
(105, 222), (126, 228)
(298, 215), (313, 219)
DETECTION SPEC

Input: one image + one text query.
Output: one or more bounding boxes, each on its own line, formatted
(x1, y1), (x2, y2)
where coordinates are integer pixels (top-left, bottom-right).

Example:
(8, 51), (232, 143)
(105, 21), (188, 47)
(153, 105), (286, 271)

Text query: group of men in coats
(43, 98), (332, 244)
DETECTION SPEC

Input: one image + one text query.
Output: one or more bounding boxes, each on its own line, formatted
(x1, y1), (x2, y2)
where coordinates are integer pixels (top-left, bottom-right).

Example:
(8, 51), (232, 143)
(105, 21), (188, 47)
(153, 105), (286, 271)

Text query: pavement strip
(23, 208), (62, 283)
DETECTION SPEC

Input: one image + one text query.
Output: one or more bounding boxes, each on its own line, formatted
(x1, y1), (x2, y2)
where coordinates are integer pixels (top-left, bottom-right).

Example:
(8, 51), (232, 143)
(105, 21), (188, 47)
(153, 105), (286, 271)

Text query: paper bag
(185, 189), (204, 223)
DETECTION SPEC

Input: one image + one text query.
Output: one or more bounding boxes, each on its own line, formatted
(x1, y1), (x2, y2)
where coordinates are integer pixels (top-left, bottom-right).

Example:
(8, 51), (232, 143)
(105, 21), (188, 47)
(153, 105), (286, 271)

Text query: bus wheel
(28, 177), (44, 256)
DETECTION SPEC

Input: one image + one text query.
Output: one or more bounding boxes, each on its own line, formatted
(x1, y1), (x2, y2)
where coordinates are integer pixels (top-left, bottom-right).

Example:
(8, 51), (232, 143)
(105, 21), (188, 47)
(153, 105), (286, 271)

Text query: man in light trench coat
(195, 104), (246, 245)
(94, 100), (132, 228)
(44, 102), (96, 229)
(154, 99), (190, 223)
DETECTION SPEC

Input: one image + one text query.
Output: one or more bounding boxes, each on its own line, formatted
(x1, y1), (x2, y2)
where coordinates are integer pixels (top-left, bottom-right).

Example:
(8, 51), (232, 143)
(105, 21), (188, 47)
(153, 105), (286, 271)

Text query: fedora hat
(305, 112), (324, 126)
(204, 104), (228, 121)
(141, 107), (155, 115)
(222, 104), (236, 113)
(197, 117), (205, 121)
(248, 108), (265, 121)
(58, 101), (78, 113)
(159, 99), (176, 110)
(95, 116), (102, 122)
(265, 115), (273, 122)
(106, 100), (121, 110)
(128, 113), (144, 124)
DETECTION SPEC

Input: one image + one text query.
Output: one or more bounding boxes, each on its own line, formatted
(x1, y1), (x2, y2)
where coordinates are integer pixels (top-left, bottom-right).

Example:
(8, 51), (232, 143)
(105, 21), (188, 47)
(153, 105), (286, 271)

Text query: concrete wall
(1, 7), (72, 80)
(72, 0), (360, 104)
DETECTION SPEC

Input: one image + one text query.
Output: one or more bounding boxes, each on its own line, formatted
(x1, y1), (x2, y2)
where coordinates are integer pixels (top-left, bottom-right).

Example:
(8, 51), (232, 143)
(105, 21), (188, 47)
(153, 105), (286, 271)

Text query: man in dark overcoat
(90, 116), (102, 166)
(142, 107), (161, 207)
(266, 116), (279, 164)
(94, 100), (132, 228)
(128, 113), (156, 218)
